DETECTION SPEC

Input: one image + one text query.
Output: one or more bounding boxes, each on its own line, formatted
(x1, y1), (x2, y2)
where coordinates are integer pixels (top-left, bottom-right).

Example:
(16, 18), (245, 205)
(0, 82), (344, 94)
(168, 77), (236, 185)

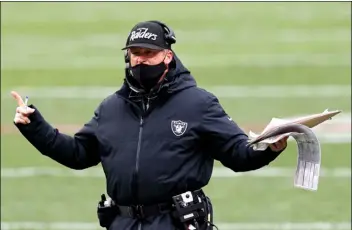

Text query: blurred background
(1, 2), (351, 230)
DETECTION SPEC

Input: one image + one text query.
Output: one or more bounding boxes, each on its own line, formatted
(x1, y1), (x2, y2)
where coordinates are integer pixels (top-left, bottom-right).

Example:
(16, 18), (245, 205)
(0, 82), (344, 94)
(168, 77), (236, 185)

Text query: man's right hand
(11, 91), (35, 125)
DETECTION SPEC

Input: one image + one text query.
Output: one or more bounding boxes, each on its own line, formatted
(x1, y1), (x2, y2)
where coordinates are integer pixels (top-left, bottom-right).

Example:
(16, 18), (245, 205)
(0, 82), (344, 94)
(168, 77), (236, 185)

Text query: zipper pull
(146, 98), (150, 111)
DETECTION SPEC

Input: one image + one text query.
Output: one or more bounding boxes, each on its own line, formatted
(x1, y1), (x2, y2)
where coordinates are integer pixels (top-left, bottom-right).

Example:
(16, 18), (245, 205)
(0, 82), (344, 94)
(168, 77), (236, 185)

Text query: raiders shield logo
(171, 120), (188, 136)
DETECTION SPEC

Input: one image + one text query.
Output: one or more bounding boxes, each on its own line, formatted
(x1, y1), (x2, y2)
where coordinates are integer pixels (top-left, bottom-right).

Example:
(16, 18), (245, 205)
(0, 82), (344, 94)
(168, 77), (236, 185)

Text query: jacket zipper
(119, 95), (150, 229)
(132, 98), (149, 204)
(132, 117), (143, 204)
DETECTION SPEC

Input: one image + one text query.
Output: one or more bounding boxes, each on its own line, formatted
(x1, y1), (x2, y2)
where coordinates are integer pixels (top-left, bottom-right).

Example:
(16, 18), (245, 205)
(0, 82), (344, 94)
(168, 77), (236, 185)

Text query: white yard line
(2, 53), (350, 69)
(2, 31), (351, 70)
(3, 85), (350, 99)
(1, 221), (350, 230)
(1, 167), (350, 179)
(3, 29), (351, 43)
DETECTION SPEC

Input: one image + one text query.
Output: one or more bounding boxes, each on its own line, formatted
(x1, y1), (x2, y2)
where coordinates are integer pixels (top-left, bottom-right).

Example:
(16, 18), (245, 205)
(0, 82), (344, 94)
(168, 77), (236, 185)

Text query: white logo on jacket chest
(171, 120), (188, 136)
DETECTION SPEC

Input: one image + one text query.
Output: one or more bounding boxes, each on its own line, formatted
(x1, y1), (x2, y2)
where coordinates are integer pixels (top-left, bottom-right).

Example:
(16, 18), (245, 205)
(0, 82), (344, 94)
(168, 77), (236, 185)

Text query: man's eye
(131, 50), (156, 57)
(145, 51), (153, 55)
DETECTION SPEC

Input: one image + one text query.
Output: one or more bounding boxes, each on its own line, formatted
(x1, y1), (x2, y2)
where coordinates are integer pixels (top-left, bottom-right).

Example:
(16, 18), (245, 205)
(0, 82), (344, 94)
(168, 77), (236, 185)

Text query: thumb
(25, 105), (36, 114)
(27, 107), (36, 113)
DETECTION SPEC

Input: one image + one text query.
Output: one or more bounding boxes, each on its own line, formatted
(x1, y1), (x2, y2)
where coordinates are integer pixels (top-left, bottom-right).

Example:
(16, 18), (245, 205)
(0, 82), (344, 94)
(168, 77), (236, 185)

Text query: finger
(25, 117), (31, 124)
(20, 116), (31, 124)
(270, 143), (279, 151)
(280, 138), (288, 147)
(21, 114), (31, 123)
(274, 141), (286, 151)
(16, 106), (35, 115)
(11, 91), (25, 107)
(14, 116), (29, 124)
(278, 136), (288, 143)
(14, 112), (31, 124)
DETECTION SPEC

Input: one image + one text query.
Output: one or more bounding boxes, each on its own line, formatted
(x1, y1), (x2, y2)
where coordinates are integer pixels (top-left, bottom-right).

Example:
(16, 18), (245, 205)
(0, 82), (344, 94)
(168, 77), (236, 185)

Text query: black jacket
(15, 54), (282, 207)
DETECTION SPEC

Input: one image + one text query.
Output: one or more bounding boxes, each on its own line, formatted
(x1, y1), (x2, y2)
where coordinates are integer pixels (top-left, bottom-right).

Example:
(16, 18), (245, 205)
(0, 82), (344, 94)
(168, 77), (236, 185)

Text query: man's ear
(164, 50), (173, 65)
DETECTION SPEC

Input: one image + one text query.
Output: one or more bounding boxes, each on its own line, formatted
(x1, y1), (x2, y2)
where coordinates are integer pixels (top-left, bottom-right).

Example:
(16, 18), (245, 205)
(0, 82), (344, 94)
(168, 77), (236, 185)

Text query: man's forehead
(129, 47), (161, 53)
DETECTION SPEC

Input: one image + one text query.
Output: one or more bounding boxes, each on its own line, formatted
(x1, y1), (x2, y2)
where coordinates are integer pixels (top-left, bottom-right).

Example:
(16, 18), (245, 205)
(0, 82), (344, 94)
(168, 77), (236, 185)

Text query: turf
(1, 2), (351, 229)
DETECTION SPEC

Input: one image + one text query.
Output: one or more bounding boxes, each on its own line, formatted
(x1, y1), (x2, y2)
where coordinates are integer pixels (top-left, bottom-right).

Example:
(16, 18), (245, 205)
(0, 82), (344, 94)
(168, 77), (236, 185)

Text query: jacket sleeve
(199, 94), (284, 172)
(14, 104), (101, 170)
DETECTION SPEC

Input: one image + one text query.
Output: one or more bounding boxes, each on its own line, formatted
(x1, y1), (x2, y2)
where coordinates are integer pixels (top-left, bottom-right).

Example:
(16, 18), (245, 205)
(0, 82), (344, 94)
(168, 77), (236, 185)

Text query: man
(12, 20), (288, 230)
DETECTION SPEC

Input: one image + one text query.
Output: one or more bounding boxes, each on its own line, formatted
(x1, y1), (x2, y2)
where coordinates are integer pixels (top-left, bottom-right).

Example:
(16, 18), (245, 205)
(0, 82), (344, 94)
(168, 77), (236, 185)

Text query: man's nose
(136, 56), (147, 64)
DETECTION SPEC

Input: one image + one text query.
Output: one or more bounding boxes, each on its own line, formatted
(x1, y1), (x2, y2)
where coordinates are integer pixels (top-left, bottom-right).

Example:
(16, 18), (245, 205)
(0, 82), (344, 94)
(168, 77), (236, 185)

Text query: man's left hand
(269, 136), (289, 152)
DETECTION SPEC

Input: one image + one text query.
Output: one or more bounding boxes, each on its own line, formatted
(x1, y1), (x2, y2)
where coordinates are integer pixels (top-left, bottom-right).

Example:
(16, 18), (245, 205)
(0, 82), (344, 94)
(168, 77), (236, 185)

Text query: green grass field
(1, 2), (351, 230)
